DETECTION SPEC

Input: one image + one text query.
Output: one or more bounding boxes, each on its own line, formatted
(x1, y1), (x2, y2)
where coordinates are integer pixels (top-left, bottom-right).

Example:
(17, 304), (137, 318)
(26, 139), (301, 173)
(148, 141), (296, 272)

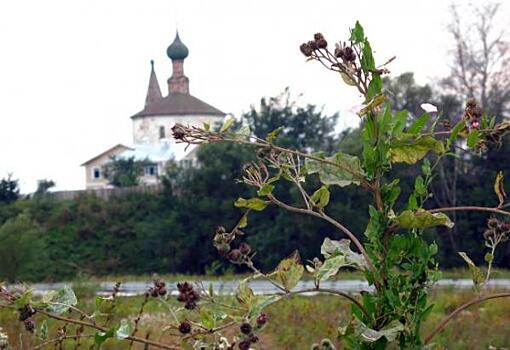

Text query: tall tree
(0, 174), (19, 203)
(443, 2), (510, 119)
(243, 88), (338, 152)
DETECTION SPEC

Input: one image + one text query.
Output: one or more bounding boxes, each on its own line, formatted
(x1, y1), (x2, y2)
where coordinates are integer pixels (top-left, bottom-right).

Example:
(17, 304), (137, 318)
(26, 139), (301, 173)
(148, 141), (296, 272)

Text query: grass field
(1, 287), (509, 349)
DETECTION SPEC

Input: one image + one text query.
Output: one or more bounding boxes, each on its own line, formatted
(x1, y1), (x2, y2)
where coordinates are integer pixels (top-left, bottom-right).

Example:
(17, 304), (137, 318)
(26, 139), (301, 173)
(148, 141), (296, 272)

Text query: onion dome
(167, 32), (189, 60)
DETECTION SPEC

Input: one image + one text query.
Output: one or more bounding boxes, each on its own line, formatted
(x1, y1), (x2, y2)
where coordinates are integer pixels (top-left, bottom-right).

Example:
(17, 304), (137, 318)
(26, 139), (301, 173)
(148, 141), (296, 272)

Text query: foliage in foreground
(2, 21), (510, 350)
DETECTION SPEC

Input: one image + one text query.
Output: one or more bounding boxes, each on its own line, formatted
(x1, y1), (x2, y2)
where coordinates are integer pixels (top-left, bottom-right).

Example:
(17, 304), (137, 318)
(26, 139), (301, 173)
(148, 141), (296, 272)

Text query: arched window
(159, 126), (165, 139)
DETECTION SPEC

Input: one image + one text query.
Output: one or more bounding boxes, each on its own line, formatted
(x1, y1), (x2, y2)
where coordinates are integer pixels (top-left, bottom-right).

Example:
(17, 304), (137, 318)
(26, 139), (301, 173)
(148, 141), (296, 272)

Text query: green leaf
(45, 286), (78, 314)
(389, 134), (445, 164)
(38, 320), (48, 340)
(220, 116), (235, 133)
(95, 328), (115, 346)
(458, 252), (485, 291)
(257, 184), (275, 197)
(267, 250), (304, 291)
(494, 171), (506, 207)
(341, 72), (357, 86)
(199, 308), (216, 329)
(95, 296), (114, 314)
(249, 295), (280, 318)
(203, 122), (210, 131)
(367, 74), (382, 100)
(467, 129), (480, 148)
(361, 40), (375, 71)
(236, 280), (255, 306)
(115, 320), (130, 339)
(266, 127), (283, 143)
(392, 110), (409, 136)
(484, 252), (494, 263)
(234, 197), (268, 211)
(306, 152), (362, 187)
(238, 214), (248, 229)
(317, 240), (367, 281)
(357, 320), (404, 343)
(350, 21), (365, 43)
(408, 113), (430, 134)
(393, 209), (454, 229)
(414, 176), (427, 197)
(447, 121), (465, 147)
(234, 126), (251, 140)
(310, 186), (330, 208)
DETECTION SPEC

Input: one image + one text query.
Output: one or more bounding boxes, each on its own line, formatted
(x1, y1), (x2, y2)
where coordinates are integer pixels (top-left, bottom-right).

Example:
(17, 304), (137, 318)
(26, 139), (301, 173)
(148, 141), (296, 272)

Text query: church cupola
(167, 31), (190, 94)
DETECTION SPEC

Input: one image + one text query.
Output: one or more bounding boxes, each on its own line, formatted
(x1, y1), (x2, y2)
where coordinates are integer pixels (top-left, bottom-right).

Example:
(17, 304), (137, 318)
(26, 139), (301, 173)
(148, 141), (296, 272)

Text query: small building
(82, 32), (225, 189)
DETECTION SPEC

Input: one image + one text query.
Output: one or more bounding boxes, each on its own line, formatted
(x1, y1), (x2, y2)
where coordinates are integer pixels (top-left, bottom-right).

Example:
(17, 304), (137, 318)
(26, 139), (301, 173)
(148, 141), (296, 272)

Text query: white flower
(420, 103), (438, 113)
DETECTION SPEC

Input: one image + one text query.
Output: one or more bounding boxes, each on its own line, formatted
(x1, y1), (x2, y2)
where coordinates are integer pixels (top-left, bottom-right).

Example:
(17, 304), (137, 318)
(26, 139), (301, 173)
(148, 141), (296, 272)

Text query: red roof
(131, 92), (225, 118)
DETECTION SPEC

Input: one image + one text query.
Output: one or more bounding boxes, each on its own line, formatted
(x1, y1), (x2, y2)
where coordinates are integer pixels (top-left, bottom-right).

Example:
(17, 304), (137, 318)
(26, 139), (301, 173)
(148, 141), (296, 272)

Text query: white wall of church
(132, 115), (224, 144)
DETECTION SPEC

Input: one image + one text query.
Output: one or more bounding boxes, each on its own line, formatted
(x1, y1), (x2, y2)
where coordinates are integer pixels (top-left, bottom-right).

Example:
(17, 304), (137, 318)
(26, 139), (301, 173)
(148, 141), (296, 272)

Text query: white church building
(82, 32), (225, 189)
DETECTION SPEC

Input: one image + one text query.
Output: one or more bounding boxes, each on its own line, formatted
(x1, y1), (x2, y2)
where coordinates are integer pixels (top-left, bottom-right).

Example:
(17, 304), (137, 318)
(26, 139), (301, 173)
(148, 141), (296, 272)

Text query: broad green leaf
(306, 152), (362, 187)
(458, 252), (485, 291)
(95, 296), (114, 314)
(95, 328), (115, 346)
(389, 134), (445, 164)
(317, 240), (366, 281)
(310, 186), (330, 208)
(203, 122), (210, 131)
(267, 250), (304, 291)
(38, 320), (48, 340)
(235, 280), (255, 306)
(238, 214), (248, 229)
(220, 116), (235, 133)
(357, 320), (404, 343)
(234, 197), (268, 211)
(350, 21), (365, 43)
(360, 40), (375, 71)
(115, 320), (130, 339)
(394, 209), (454, 229)
(408, 113), (430, 134)
(45, 286), (77, 314)
(249, 295), (280, 318)
(392, 110), (409, 136)
(14, 290), (33, 309)
(234, 126), (251, 140)
(266, 127), (283, 143)
(467, 129), (480, 148)
(447, 121), (465, 147)
(199, 308), (216, 329)
(341, 72), (357, 86)
(359, 94), (387, 116)
(257, 184), (275, 197)
(494, 171), (506, 207)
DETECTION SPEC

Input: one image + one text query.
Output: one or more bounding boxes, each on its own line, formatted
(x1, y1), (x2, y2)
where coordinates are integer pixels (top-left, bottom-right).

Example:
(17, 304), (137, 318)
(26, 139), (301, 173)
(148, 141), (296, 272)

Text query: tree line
(1, 3), (509, 282)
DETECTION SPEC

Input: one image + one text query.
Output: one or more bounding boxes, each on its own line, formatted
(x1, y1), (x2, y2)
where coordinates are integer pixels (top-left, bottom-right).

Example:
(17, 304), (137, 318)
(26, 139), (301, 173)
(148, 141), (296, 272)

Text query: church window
(92, 167), (101, 179)
(144, 164), (158, 176)
(159, 126), (165, 139)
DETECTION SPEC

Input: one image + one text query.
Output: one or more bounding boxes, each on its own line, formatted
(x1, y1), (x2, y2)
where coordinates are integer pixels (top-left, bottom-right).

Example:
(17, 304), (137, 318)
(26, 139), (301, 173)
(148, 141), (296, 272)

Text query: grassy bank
(1, 289), (509, 349)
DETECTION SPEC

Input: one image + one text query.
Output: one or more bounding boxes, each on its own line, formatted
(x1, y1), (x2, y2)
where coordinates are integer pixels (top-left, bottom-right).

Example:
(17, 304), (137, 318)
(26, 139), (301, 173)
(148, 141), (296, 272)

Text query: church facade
(82, 33), (225, 189)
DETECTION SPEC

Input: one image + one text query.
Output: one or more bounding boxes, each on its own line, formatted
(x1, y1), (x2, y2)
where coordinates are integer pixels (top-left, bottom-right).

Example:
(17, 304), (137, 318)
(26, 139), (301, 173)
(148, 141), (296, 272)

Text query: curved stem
(267, 194), (375, 274)
(281, 288), (373, 323)
(37, 309), (180, 350)
(33, 334), (94, 349)
(429, 206), (510, 217)
(424, 292), (510, 344)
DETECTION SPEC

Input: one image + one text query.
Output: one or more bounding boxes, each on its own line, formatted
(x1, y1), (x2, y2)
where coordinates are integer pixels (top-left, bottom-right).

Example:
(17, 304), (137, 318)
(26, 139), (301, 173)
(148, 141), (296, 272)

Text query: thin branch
(36, 309), (180, 350)
(280, 288), (373, 323)
(267, 194), (376, 273)
(424, 292), (510, 344)
(33, 335), (94, 350)
(429, 206), (510, 217)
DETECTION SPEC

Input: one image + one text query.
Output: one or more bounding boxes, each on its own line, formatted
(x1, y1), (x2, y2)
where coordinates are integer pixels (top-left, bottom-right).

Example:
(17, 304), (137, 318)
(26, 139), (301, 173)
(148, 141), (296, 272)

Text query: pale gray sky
(0, 0), (503, 192)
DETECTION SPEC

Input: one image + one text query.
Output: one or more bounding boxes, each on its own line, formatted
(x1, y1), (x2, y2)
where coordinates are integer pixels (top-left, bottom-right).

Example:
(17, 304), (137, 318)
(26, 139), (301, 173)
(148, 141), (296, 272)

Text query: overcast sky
(0, 0), (505, 193)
